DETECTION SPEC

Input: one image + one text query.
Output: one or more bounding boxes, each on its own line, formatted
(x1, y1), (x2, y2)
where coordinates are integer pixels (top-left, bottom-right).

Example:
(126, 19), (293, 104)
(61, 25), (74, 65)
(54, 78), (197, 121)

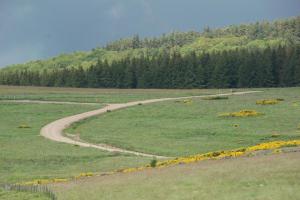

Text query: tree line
(0, 45), (299, 89)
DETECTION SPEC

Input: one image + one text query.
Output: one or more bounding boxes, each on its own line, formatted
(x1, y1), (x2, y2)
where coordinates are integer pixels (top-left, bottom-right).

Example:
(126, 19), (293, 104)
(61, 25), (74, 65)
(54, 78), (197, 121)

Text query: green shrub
(271, 133), (281, 138)
(18, 124), (31, 129)
(150, 158), (157, 168)
(212, 152), (221, 157)
(234, 148), (246, 153)
(202, 96), (229, 100)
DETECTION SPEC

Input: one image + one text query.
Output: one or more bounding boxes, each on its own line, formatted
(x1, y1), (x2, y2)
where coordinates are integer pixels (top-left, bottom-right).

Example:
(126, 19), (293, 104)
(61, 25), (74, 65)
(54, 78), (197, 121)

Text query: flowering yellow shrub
(256, 99), (280, 105)
(19, 172), (94, 185)
(19, 178), (68, 186)
(219, 110), (263, 117)
(246, 140), (300, 151)
(115, 139), (300, 174)
(75, 172), (94, 179)
(18, 139), (300, 186)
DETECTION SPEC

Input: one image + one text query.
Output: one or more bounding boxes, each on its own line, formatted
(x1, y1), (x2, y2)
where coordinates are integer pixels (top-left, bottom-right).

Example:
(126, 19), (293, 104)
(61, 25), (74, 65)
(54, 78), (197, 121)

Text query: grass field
(0, 85), (232, 103)
(0, 102), (152, 184)
(0, 86), (227, 184)
(52, 151), (300, 200)
(0, 188), (50, 200)
(0, 86), (228, 184)
(67, 87), (300, 156)
(1, 86), (299, 199)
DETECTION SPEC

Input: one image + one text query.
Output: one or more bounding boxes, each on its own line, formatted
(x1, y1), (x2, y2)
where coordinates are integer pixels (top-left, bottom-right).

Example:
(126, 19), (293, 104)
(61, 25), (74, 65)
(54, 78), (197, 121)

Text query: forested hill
(2, 16), (299, 72)
(0, 16), (299, 89)
(105, 17), (300, 51)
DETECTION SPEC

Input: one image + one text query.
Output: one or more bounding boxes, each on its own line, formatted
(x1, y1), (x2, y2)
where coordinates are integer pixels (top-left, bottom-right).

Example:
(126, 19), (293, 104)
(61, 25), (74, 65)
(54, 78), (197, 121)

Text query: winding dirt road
(40, 91), (261, 158)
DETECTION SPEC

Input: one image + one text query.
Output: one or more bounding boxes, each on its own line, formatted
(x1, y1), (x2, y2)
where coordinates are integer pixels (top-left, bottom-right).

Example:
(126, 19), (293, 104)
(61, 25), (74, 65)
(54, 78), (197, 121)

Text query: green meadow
(0, 102), (152, 184)
(0, 86), (299, 199)
(67, 87), (300, 157)
(0, 85), (224, 185)
(0, 11), (299, 200)
(0, 188), (50, 200)
(0, 85), (229, 103)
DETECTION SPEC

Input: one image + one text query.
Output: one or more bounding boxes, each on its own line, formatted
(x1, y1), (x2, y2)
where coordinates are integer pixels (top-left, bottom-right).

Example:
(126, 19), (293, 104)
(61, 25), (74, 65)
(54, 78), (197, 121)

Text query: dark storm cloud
(0, 0), (299, 67)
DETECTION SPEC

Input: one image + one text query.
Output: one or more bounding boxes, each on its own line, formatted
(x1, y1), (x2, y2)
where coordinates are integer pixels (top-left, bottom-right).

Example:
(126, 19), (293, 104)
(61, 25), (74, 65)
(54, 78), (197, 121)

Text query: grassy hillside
(52, 151), (300, 200)
(1, 16), (298, 72)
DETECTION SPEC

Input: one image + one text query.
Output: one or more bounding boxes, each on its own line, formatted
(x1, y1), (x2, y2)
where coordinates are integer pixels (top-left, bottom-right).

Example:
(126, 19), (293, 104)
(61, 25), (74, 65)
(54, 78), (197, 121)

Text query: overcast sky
(0, 0), (299, 67)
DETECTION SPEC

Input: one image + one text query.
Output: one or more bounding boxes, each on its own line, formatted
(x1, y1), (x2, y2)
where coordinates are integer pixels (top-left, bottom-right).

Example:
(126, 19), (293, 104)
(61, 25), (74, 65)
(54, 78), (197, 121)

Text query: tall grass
(0, 184), (57, 200)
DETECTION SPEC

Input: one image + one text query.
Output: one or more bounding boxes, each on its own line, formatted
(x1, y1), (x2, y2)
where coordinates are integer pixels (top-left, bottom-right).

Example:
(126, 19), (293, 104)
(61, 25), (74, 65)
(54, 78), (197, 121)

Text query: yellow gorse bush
(118, 139), (300, 174)
(18, 139), (300, 185)
(19, 178), (68, 186)
(18, 173), (94, 186)
(246, 140), (300, 151)
(75, 172), (94, 179)
(256, 99), (280, 105)
(219, 110), (263, 117)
